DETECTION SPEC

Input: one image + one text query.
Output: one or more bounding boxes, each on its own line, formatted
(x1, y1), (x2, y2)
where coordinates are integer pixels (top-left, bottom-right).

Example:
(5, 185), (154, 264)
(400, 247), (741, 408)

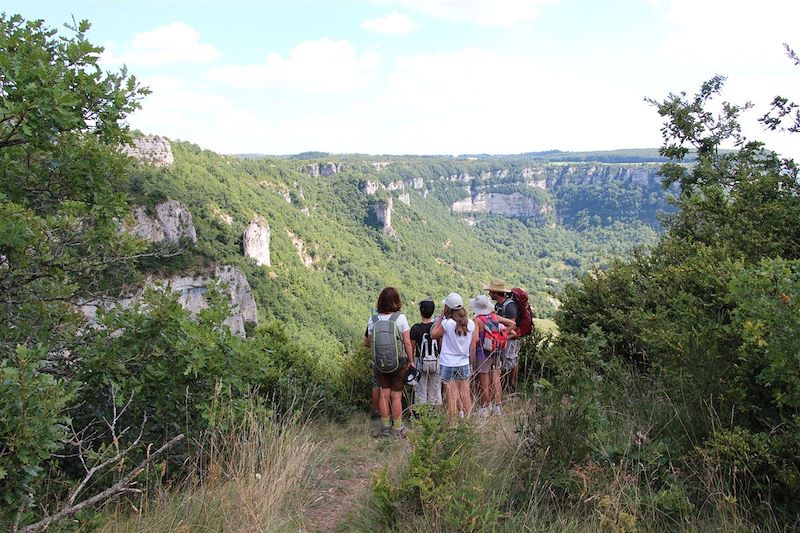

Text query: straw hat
(483, 278), (512, 293)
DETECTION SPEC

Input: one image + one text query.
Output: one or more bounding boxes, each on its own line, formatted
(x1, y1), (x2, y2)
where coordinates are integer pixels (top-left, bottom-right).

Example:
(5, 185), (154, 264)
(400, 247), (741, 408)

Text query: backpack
(479, 313), (508, 355)
(419, 329), (440, 374)
(372, 312), (403, 373)
(509, 288), (533, 337)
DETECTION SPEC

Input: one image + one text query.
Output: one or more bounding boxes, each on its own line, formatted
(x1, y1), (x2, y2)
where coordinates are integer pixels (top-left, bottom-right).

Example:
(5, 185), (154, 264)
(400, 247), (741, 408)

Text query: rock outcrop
(452, 192), (552, 222)
(301, 162), (342, 177)
(286, 229), (317, 268)
(120, 136), (174, 168)
(80, 265), (257, 336)
(398, 193), (411, 206)
(373, 197), (394, 235)
(243, 218), (271, 267)
(129, 200), (197, 244)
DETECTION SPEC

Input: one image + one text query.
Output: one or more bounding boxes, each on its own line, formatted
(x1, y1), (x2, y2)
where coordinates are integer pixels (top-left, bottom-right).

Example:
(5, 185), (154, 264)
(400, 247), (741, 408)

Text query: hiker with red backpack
(364, 287), (415, 438)
(485, 279), (534, 393)
(469, 294), (517, 416)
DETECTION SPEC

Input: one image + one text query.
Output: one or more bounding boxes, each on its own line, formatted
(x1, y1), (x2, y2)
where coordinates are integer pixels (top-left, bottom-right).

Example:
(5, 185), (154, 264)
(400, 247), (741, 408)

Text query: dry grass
(101, 410), (319, 533)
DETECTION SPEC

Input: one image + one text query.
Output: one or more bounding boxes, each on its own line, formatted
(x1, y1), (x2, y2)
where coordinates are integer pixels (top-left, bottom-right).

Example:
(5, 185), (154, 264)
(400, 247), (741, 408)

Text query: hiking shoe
(392, 426), (408, 439)
(458, 410), (465, 419)
(477, 407), (489, 418)
(492, 404), (502, 416)
(373, 426), (392, 438)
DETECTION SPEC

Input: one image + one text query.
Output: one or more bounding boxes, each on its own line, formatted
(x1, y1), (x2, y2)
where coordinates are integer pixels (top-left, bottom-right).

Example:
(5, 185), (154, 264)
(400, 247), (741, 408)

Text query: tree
(0, 14), (149, 524)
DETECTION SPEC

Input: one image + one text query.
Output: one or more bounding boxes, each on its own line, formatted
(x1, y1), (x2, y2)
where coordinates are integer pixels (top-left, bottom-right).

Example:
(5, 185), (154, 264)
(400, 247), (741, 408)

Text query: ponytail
(445, 307), (469, 336)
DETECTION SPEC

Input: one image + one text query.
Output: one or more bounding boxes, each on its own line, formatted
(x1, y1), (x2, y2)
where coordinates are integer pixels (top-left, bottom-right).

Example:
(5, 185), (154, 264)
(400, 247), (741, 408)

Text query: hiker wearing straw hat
(484, 278), (522, 392)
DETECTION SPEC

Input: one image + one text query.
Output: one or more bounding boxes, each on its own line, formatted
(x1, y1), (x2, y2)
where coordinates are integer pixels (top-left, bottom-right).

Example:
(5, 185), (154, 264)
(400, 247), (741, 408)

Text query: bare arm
(431, 316), (444, 340)
(469, 321), (478, 367)
(402, 329), (414, 367)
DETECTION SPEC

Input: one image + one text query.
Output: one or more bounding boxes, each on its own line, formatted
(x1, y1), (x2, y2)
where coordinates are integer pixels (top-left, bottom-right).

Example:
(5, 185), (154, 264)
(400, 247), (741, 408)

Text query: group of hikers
(364, 279), (533, 438)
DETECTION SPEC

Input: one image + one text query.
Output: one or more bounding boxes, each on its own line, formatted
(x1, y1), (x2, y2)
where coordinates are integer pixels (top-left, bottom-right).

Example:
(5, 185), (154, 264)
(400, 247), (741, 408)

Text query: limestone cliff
(452, 192), (552, 222)
(80, 265), (258, 337)
(243, 218), (271, 267)
(120, 136), (174, 168)
(129, 200), (197, 244)
(301, 162), (343, 177)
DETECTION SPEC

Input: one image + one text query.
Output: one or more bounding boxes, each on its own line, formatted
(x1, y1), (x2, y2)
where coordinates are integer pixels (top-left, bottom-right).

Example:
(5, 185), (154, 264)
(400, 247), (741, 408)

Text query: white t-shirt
(367, 313), (410, 336)
(438, 318), (475, 368)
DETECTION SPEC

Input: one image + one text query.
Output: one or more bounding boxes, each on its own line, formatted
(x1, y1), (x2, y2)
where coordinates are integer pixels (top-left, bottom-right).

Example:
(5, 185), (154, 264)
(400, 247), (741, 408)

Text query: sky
(4, 0), (800, 157)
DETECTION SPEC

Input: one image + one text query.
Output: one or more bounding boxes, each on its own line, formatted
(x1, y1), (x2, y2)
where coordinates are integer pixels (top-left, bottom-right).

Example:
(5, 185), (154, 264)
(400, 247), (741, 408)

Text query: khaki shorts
(502, 339), (521, 370)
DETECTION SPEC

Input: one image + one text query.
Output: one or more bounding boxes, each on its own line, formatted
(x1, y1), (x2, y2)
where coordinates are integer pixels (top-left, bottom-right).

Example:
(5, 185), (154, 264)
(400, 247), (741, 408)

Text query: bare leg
(458, 380), (472, 417)
(491, 367), (502, 405)
(390, 390), (403, 424)
(443, 381), (458, 421)
(379, 387), (391, 418)
(478, 372), (491, 407)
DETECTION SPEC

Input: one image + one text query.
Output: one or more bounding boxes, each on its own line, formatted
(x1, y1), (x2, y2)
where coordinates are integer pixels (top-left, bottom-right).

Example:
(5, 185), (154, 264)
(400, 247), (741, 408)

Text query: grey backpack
(372, 312), (403, 373)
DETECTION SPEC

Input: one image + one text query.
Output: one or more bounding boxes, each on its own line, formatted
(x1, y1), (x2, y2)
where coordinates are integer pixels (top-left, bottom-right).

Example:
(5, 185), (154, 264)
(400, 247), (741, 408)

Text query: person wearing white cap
(431, 292), (478, 421)
(469, 294), (517, 416)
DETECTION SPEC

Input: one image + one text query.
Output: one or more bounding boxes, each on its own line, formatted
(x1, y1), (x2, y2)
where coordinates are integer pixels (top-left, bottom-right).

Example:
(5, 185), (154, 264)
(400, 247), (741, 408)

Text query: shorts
(475, 352), (500, 374)
(501, 339), (521, 370)
(440, 364), (471, 382)
(374, 367), (405, 392)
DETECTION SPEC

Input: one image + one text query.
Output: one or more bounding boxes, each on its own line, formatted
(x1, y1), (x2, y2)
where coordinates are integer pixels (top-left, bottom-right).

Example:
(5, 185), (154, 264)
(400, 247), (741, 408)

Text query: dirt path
(302, 415), (409, 533)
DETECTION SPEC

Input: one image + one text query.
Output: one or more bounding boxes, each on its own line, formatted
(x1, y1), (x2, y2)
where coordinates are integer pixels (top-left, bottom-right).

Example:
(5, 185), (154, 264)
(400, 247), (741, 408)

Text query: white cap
(442, 292), (464, 310)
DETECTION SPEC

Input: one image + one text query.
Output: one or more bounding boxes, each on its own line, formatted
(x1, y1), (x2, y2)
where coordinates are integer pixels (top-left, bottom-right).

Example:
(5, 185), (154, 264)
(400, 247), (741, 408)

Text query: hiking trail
(302, 415), (409, 532)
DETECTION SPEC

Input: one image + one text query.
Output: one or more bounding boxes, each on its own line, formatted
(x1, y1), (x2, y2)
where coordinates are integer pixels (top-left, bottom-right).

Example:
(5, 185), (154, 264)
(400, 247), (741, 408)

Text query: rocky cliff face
(301, 162), (343, 177)
(373, 197), (395, 235)
(243, 218), (271, 267)
(129, 200), (197, 243)
(120, 136), (174, 168)
(523, 164), (664, 189)
(452, 192), (552, 222)
(80, 265), (258, 337)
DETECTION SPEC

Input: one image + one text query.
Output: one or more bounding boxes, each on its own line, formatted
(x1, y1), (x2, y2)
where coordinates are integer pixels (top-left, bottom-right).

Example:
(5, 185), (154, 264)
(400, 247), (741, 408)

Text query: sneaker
(372, 426), (392, 438)
(458, 410), (465, 419)
(477, 407), (489, 418)
(392, 426), (408, 439)
(492, 404), (502, 416)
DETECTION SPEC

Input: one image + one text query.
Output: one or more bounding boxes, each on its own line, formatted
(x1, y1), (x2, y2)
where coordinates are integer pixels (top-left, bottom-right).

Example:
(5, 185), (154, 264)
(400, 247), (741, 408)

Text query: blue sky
(5, 0), (799, 157)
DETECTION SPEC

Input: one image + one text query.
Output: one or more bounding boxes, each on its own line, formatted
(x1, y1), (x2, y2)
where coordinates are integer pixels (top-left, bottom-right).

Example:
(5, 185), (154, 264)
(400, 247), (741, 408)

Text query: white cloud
(652, 0), (800, 158)
(207, 39), (381, 91)
(361, 11), (418, 33)
(129, 76), (268, 153)
(374, 0), (555, 27)
(356, 47), (664, 154)
(657, 0), (800, 68)
(103, 22), (221, 67)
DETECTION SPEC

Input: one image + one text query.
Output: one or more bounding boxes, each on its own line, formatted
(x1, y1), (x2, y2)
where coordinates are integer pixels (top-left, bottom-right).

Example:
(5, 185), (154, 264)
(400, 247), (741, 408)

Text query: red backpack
(509, 288), (533, 337)
(478, 313), (508, 354)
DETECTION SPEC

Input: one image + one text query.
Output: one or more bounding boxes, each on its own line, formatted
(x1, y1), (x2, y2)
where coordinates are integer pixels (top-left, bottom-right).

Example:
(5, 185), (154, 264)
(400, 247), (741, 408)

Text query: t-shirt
(438, 318), (475, 368)
(496, 298), (518, 322)
(410, 322), (438, 359)
(367, 313), (411, 336)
